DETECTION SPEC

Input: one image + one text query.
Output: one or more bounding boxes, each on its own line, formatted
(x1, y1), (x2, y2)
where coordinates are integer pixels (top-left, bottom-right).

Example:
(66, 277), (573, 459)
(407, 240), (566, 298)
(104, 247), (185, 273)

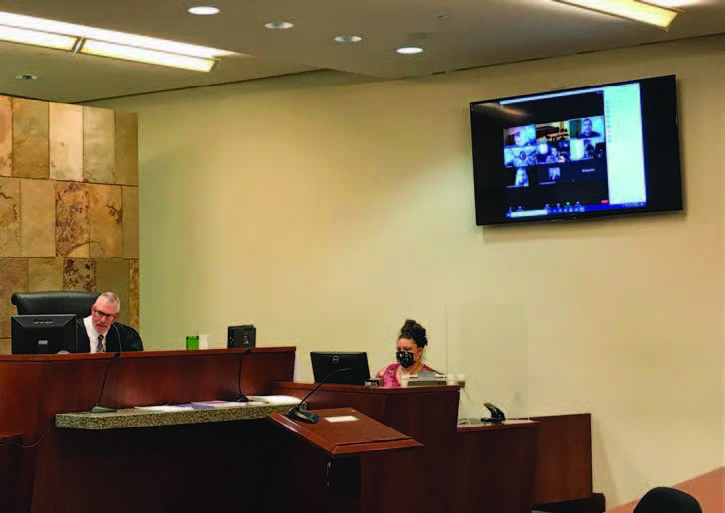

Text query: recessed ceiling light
(16, 73), (38, 80)
(396, 46), (424, 55)
(334, 35), (363, 43)
(187, 6), (220, 15)
(264, 21), (294, 30)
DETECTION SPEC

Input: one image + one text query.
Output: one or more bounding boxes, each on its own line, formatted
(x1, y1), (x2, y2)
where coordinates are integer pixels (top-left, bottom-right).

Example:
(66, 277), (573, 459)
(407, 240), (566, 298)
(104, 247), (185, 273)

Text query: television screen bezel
(310, 351), (371, 386)
(11, 314), (78, 354)
(469, 74), (683, 226)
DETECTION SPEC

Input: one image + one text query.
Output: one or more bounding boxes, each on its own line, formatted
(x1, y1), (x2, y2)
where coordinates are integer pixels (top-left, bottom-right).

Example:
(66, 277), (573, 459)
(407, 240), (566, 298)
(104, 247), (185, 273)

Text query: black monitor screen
(310, 351), (370, 386)
(470, 74), (683, 225)
(11, 314), (77, 354)
(227, 324), (256, 349)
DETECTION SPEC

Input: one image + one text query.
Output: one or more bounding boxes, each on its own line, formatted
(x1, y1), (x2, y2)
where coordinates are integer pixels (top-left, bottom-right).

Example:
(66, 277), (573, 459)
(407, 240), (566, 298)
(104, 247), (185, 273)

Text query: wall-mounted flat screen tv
(470, 74), (683, 226)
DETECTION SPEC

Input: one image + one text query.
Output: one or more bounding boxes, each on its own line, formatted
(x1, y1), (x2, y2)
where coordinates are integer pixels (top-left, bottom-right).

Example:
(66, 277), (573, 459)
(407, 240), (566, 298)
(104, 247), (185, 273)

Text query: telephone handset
(481, 402), (506, 423)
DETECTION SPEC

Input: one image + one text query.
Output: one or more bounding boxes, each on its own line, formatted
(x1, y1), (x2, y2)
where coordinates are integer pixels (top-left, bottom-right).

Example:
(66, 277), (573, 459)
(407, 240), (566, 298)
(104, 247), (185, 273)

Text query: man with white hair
(76, 292), (143, 352)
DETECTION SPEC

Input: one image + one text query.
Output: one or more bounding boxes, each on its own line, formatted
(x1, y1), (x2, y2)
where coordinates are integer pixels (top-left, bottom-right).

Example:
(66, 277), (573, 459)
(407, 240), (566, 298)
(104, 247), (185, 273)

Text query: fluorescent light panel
(0, 12), (234, 58)
(81, 40), (216, 72)
(646, 0), (697, 6)
(0, 23), (77, 50)
(552, 0), (679, 28)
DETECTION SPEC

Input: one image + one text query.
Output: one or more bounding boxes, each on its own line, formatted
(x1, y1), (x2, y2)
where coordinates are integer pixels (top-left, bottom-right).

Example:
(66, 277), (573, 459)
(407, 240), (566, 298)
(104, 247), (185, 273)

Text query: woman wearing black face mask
(375, 319), (437, 387)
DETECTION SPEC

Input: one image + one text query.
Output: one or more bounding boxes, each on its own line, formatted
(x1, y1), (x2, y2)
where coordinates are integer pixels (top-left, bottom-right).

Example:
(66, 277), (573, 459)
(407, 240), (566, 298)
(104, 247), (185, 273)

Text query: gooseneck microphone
(285, 367), (351, 424)
(90, 352), (122, 414)
(233, 349), (252, 403)
(112, 323), (123, 352)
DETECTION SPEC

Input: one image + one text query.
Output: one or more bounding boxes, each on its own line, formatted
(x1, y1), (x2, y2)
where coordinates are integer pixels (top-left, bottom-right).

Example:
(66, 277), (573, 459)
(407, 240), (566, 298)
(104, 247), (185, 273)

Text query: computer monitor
(11, 314), (78, 354)
(310, 351), (370, 386)
(227, 324), (256, 349)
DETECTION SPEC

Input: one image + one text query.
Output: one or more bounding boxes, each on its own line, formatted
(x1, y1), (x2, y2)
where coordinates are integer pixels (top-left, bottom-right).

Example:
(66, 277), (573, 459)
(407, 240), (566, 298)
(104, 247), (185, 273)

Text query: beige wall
(91, 34), (725, 505)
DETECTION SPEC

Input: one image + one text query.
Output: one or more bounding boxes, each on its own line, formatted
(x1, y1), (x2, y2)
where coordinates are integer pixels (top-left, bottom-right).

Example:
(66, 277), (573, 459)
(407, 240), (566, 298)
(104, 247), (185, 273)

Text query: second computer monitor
(227, 324), (256, 349)
(310, 351), (370, 386)
(11, 314), (77, 354)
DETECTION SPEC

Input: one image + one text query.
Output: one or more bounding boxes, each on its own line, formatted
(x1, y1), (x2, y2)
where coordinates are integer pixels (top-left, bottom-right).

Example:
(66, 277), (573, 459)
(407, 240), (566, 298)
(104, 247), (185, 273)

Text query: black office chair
(11, 291), (101, 318)
(633, 487), (702, 513)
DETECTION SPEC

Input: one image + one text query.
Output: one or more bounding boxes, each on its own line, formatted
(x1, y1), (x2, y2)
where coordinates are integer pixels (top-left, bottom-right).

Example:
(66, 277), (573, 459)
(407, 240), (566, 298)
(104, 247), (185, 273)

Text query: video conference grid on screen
(499, 83), (647, 219)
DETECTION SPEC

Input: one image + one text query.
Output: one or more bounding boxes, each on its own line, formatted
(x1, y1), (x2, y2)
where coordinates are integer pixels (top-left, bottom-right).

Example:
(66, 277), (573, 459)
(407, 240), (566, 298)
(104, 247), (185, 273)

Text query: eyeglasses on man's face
(92, 308), (117, 320)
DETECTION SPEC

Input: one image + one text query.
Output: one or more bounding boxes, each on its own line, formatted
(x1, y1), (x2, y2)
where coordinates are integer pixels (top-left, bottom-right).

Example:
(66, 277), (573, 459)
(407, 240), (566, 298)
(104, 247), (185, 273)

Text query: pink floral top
(376, 363), (437, 387)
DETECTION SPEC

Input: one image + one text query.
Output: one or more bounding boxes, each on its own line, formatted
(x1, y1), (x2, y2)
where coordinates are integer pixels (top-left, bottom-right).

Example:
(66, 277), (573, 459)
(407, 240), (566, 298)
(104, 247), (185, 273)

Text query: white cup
(199, 334), (211, 350)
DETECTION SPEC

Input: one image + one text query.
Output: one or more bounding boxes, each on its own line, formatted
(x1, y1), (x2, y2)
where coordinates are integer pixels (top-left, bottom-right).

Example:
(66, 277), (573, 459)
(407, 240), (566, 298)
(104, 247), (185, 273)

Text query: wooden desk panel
(273, 382), (464, 513)
(451, 421), (539, 513)
(530, 414), (594, 504)
(32, 419), (283, 513)
(0, 347), (296, 513)
(0, 347), (296, 425)
(102, 347), (296, 408)
(272, 382), (460, 441)
(0, 433), (21, 513)
(269, 407), (422, 457)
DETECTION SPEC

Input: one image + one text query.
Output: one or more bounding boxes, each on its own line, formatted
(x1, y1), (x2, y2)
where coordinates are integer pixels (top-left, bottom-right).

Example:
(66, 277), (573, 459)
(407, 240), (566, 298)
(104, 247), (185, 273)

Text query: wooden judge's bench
(0, 347), (602, 513)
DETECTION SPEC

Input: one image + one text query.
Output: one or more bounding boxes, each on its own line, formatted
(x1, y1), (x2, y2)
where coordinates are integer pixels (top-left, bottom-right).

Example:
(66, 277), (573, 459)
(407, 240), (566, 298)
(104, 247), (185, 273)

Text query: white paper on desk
(191, 401), (268, 408)
(248, 395), (299, 405)
(325, 415), (358, 423)
(134, 405), (194, 412)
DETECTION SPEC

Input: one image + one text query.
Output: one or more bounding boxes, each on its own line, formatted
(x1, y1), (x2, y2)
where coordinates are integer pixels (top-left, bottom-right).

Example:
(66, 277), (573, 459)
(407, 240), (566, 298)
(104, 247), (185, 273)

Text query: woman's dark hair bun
(399, 319), (428, 348)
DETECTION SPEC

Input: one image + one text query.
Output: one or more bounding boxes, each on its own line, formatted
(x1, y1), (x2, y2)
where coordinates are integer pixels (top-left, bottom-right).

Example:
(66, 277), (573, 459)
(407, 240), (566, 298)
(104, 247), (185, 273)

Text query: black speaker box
(227, 325), (256, 349)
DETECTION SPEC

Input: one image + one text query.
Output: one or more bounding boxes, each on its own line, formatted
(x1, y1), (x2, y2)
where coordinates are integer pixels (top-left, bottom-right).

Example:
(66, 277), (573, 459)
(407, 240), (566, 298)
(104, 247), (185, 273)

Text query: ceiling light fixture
(396, 46), (424, 54)
(0, 24), (78, 51)
(80, 40), (216, 72)
(264, 21), (294, 30)
(645, 0), (696, 6)
(334, 35), (363, 43)
(0, 12), (234, 57)
(551, 0), (679, 29)
(187, 6), (221, 15)
(0, 10), (236, 71)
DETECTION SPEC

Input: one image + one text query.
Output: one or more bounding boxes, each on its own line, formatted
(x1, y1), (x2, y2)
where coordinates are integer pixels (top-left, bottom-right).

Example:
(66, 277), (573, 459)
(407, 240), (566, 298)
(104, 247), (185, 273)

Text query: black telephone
(481, 402), (506, 423)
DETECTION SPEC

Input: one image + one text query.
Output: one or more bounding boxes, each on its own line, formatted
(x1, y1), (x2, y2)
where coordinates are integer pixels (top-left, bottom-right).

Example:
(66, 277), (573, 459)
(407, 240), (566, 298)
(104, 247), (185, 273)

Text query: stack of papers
(133, 395), (299, 412)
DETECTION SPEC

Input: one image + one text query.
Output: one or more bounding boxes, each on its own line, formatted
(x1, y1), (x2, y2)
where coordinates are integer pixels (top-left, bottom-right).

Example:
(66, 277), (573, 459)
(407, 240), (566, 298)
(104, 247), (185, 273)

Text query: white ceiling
(0, 0), (723, 103)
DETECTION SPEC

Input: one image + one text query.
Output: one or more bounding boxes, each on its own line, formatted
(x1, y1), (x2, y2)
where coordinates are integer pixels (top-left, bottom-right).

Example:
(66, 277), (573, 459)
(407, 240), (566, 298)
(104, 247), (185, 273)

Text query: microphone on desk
(233, 348), (253, 403)
(480, 402), (506, 424)
(285, 367), (351, 424)
(90, 352), (122, 414)
(113, 323), (123, 352)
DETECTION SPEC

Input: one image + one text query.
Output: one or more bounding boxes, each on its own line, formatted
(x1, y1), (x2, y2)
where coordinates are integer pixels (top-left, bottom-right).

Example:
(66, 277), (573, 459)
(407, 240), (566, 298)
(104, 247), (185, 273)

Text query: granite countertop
(56, 396), (299, 430)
